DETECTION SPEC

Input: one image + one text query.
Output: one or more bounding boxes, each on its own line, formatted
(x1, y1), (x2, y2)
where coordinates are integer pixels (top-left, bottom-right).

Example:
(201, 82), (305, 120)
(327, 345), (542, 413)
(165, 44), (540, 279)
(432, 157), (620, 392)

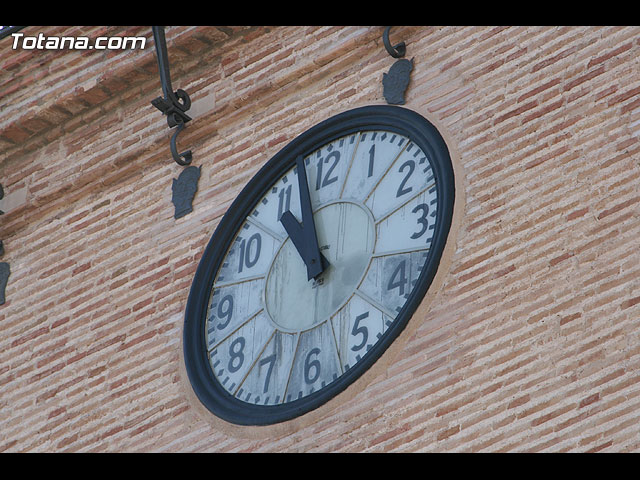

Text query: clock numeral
(350, 311), (369, 352)
(258, 353), (277, 394)
(387, 259), (407, 296)
(228, 336), (246, 373)
(315, 151), (340, 190)
(368, 144), (376, 178)
(410, 203), (430, 239)
(304, 347), (322, 385)
(216, 294), (234, 330)
(396, 160), (415, 198)
(238, 232), (262, 273)
(277, 184), (292, 221)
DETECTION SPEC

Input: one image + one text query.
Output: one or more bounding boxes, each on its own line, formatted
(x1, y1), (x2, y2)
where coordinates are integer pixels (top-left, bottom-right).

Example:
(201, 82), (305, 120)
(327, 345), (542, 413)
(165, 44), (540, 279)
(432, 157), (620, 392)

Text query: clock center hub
(265, 201), (375, 332)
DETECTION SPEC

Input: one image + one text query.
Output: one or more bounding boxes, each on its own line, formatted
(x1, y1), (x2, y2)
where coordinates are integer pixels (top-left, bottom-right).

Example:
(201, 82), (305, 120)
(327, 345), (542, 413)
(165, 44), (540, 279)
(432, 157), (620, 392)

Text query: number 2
(396, 160), (415, 197)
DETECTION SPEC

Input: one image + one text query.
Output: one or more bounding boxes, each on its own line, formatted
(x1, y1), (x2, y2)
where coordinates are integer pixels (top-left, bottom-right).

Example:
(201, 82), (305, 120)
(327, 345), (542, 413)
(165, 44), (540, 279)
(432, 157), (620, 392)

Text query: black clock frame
(183, 105), (455, 426)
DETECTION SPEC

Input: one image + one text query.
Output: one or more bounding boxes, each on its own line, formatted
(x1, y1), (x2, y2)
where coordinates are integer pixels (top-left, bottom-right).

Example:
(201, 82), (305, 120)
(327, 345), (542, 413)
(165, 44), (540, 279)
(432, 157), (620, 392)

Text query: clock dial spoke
(235, 330), (299, 405)
(246, 217), (285, 244)
(374, 185), (438, 254)
(285, 321), (342, 402)
(206, 278), (265, 350)
(365, 141), (434, 221)
(331, 294), (392, 372)
(358, 250), (431, 319)
(342, 131), (408, 202)
(209, 311), (275, 396)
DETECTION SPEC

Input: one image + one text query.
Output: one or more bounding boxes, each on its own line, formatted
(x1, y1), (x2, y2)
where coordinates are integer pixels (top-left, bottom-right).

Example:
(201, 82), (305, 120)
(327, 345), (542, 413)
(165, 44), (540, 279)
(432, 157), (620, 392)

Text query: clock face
(183, 106), (454, 425)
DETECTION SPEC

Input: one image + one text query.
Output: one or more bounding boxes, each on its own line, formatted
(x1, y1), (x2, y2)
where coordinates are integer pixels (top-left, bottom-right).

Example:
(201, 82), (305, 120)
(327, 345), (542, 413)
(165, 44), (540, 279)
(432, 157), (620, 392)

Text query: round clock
(183, 105), (455, 426)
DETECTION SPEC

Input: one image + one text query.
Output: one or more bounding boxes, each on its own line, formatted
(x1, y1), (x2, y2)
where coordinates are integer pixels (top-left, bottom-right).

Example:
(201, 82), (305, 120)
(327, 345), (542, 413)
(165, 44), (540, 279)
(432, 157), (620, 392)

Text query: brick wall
(1, 25), (639, 452)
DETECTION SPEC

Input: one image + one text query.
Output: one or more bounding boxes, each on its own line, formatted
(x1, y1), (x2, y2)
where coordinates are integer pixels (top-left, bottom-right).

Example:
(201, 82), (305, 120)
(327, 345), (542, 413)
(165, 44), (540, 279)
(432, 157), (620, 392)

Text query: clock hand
(279, 155), (329, 280)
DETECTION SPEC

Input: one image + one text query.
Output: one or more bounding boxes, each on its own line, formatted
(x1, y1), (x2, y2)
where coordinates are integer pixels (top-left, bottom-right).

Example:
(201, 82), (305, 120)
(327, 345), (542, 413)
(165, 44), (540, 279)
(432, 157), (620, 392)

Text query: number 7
(259, 353), (277, 394)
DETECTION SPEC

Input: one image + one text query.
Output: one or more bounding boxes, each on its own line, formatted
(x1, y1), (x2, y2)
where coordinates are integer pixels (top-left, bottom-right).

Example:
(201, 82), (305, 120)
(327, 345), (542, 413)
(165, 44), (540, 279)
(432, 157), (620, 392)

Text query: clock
(183, 105), (455, 426)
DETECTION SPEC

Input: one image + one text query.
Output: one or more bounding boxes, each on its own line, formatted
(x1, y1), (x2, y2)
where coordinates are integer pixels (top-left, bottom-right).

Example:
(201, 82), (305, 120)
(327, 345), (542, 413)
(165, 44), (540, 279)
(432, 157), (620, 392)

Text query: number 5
(351, 312), (369, 352)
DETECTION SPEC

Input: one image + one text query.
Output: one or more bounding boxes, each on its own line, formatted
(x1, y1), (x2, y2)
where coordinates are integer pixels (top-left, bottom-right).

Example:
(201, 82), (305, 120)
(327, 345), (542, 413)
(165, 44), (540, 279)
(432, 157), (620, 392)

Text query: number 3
(410, 203), (429, 239)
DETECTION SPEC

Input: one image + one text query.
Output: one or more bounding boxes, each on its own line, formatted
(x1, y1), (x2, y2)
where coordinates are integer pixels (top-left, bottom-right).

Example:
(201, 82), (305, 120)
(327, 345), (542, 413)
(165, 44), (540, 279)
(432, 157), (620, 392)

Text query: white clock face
(205, 129), (438, 406)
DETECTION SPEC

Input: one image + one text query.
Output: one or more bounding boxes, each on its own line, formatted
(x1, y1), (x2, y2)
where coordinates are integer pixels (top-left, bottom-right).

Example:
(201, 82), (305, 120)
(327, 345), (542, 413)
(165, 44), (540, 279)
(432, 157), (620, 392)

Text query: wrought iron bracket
(383, 26), (406, 59)
(0, 183), (8, 306)
(151, 26), (193, 166)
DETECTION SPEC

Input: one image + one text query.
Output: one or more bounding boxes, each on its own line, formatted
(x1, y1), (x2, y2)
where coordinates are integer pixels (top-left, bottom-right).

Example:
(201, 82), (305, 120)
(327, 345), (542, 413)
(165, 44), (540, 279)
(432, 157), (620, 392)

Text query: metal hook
(170, 117), (192, 166)
(383, 26), (406, 59)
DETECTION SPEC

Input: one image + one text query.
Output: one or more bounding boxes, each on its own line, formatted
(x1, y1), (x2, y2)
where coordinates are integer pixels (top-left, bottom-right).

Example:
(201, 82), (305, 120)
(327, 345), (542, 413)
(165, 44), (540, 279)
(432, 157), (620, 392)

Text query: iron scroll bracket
(151, 26), (193, 166)
(0, 183), (8, 306)
(382, 26), (406, 59)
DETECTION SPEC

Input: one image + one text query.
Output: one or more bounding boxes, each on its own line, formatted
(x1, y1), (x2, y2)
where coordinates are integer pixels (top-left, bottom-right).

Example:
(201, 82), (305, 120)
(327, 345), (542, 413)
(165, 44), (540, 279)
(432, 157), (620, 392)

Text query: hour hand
(279, 211), (329, 280)
(279, 155), (329, 280)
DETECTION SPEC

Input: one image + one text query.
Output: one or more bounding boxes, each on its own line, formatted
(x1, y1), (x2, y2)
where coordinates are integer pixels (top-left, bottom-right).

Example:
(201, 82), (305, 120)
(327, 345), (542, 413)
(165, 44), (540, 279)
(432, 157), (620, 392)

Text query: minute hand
(279, 155), (329, 280)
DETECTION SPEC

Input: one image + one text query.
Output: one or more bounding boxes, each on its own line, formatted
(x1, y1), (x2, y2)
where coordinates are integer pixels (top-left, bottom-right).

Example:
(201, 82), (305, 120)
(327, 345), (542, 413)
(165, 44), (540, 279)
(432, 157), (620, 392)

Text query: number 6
(304, 348), (321, 385)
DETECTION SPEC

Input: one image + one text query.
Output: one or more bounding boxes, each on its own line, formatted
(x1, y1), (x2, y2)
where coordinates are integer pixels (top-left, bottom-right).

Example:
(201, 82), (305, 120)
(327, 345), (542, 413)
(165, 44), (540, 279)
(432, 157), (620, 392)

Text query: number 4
(387, 260), (407, 296)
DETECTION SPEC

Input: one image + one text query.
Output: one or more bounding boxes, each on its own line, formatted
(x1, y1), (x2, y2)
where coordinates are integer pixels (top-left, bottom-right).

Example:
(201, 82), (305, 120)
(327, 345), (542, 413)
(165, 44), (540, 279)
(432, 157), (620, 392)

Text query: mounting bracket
(0, 183), (8, 305)
(151, 26), (193, 166)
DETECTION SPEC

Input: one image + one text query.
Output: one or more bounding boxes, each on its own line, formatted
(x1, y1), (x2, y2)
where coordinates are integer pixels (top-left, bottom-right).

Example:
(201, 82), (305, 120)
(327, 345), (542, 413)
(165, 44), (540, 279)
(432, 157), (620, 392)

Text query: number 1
(368, 144), (375, 177)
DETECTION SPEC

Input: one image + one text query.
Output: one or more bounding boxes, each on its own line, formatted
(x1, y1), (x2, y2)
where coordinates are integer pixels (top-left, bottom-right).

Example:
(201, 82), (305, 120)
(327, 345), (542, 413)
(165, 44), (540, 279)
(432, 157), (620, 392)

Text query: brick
(621, 296), (640, 310)
(549, 251), (574, 267)
(559, 312), (582, 326)
(564, 66), (606, 92)
(597, 195), (640, 220)
(508, 394), (531, 410)
(579, 393), (600, 409)
(437, 424), (461, 441)
(586, 440), (613, 453)
(566, 207), (589, 221)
